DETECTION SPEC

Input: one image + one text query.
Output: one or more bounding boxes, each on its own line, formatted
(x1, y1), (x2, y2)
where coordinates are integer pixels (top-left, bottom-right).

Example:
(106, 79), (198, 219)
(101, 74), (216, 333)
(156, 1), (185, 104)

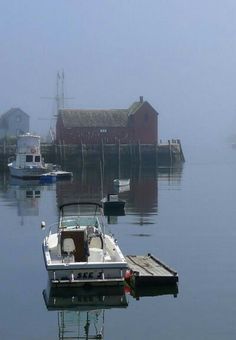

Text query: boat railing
(43, 222), (59, 242)
(8, 156), (15, 163)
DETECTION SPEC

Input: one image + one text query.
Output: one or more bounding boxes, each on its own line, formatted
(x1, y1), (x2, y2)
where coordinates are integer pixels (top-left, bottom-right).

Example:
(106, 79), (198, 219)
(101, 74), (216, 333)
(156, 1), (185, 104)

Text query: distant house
(0, 108), (30, 139)
(56, 97), (158, 144)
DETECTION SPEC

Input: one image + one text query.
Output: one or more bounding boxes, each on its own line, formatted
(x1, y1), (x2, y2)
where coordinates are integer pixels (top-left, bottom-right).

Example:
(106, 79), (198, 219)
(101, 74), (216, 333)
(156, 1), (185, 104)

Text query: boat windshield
(59, 202), (104, 233)
(60, 216), (100, 229)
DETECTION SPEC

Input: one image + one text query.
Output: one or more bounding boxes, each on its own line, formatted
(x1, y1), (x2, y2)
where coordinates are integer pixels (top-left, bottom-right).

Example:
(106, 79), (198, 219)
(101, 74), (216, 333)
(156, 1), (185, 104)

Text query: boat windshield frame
(58, 202), (105, 234)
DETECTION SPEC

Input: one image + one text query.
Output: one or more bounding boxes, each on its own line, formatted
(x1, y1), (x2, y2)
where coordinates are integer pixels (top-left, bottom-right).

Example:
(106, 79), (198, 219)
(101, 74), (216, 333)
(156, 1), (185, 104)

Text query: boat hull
(9, 164), (49, 179)
(113, 179), (130, 186)
(43, 245), (128, 287)
(45, 264), (127, 287)
(40, 171), (72, 183)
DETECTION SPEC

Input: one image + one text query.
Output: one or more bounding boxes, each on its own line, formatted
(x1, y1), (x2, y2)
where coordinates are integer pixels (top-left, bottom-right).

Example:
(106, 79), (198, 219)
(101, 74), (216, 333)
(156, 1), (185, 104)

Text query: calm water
(1, 147), (236, 339)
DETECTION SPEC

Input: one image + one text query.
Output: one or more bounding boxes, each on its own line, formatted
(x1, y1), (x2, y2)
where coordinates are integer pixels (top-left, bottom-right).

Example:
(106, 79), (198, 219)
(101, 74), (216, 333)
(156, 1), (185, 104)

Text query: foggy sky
(1, 0), (236, 159)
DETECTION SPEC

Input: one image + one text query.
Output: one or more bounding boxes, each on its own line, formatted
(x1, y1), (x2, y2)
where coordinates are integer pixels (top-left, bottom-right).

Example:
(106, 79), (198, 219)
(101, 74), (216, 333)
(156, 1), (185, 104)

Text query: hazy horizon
(1, 0), (236, 159)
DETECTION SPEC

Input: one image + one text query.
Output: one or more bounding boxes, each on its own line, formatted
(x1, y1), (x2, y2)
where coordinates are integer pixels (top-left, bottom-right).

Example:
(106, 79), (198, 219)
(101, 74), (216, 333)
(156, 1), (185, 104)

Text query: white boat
(42, 202), (128, 287)
(8, 133), (50, 179)
(113, 178), (130, 187)
(40, 170), (73, 183)
(50, 170), (73, 179)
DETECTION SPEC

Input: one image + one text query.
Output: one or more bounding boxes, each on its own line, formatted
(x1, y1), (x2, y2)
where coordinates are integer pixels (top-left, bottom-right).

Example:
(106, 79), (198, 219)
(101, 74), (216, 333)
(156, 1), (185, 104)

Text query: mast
(61, 70), (65, 109)
(41, 71), (73, 142)
(56, 71), (60, 112)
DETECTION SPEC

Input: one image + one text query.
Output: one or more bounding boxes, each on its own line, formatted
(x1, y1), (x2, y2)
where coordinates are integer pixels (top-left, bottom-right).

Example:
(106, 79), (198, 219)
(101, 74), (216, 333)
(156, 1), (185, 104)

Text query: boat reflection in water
(43, 280), (178, 339)
(8, 178), (42, 224)
(43, 284), (128, 339)
(7, 177), (56, 225)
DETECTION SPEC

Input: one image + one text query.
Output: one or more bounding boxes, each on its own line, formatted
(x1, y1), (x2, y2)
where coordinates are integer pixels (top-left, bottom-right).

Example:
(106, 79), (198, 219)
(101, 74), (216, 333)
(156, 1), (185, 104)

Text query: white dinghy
(113, 178), (130, 187)
(42, 202), (128, 287)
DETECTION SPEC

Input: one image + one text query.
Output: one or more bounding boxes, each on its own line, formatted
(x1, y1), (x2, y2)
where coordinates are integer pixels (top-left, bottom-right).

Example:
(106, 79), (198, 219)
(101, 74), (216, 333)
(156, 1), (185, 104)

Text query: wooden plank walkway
(125, 253), (178, 287)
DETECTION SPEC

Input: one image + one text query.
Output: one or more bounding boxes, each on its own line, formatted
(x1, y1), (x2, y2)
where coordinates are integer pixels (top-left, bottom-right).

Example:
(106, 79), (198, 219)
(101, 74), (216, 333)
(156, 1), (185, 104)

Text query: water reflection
(129, 283), (178, 300)
(55, 165), (184, 221)
(0, 166), (182, 339)
(4, 178), (41, 226)
(43, 285), (128, 340)
(43, 282), (178, 340)
(4, 177), (56, 225)
(158, 164), (183, 189)
(0, 164), (183, 226)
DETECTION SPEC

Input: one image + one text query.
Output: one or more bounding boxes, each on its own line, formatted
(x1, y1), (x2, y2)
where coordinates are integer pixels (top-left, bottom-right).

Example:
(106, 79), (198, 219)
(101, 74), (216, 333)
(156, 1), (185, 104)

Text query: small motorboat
(101, 194), (125, 216)
(39, 172), (57, 183)
(51, 170), (73, 179)
(113, 178), (130, 187)
(42, 202), (128, 286)
(114, 184), (130, 194)
(40, 170), (73, 183)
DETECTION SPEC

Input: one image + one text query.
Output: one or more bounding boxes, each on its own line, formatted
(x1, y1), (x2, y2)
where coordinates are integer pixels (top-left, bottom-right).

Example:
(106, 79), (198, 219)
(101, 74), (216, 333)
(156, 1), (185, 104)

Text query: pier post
(3, 140), (6, 164)
(101, 139), (105, 166)
(155, 142), (158, 167)
(178, 139), (185, 162)
(59, 142), (62, 163)
(118, 139), (121, 176)
(129, 142), (132, 164)
(168, 140), (173, 165)
(138, 141), (142, 163)
(62, 141), (66, 164)
(81, 142), (84, 167)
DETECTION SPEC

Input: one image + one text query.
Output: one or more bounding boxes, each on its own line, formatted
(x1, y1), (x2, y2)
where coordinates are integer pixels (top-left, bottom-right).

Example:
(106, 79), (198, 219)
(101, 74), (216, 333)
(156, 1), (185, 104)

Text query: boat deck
(125, 253), (178, 287)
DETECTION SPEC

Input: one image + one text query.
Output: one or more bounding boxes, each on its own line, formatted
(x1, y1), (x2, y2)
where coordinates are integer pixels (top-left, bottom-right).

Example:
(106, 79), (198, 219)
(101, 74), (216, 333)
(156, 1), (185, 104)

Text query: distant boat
(8, 133), (51, 179)
(39, 172), (57, 183)
(40, 170), (73, 183)
(113, 179), (130, 187)
(115, 184), (130, 193)
(101, 194), (126, 216)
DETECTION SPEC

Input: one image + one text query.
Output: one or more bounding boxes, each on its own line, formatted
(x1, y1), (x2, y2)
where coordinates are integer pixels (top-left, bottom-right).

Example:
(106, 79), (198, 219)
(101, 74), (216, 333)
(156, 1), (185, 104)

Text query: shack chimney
(139, 96), (143, 103)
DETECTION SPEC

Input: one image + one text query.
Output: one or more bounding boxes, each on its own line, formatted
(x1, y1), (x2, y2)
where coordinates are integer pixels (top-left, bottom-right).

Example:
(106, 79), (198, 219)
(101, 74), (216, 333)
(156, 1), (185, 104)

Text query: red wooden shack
(56, 97), (158, 145)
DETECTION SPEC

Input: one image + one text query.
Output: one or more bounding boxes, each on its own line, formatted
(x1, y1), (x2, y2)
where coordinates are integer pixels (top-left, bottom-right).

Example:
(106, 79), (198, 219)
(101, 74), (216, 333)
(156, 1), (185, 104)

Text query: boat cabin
(13, 133), (45, 169)
(58, 215), (104, 263)
(15, 153), (43, 168)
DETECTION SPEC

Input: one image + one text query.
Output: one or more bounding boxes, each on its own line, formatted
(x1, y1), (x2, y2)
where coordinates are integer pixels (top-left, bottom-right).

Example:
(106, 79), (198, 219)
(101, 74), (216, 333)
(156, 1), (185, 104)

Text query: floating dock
(125, 253), (178, 287)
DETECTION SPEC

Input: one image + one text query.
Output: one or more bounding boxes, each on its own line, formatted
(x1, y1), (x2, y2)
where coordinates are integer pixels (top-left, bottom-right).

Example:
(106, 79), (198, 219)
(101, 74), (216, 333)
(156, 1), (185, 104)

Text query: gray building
(0, 108), (29, 139)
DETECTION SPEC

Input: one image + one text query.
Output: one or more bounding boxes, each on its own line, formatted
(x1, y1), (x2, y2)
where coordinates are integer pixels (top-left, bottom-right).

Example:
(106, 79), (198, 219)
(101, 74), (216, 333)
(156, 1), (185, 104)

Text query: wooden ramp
(125, 253), (178, 287)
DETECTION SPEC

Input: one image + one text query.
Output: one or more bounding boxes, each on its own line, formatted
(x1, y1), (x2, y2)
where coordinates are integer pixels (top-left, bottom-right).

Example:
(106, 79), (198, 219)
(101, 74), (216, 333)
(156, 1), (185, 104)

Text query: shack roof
(59, 101), (145, 128)
(59, 109), (128, 128)
(1, 108), (29, 119)
(0, 108), (29, 129)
